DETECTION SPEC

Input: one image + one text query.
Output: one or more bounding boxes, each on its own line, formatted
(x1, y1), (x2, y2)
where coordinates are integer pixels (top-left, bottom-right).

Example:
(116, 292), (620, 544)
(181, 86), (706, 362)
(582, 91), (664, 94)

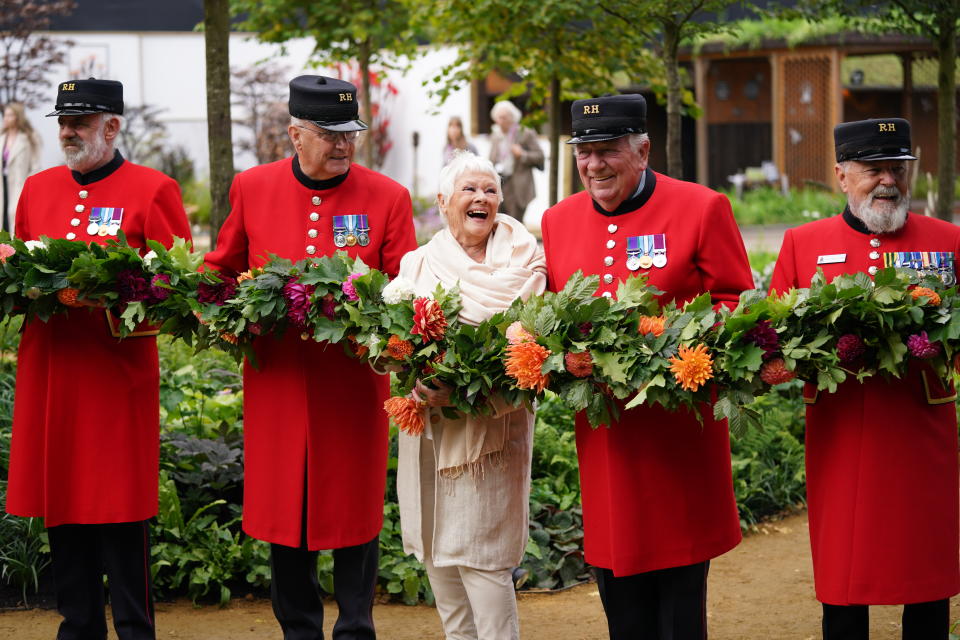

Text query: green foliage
(0, 483), (50, 605)
(723, 187), (845, 226)
(181, 179), (213, 226)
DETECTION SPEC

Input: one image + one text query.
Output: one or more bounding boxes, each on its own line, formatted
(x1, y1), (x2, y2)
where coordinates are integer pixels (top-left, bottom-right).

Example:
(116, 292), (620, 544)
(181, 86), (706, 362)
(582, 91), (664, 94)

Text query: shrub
(723, 186), (845, 226)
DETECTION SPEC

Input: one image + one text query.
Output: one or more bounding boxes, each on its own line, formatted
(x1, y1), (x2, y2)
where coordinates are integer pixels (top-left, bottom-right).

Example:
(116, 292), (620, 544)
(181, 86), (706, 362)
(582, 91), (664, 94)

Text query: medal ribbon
(653, 234), (665, 254)
(627, 236), (641, 258)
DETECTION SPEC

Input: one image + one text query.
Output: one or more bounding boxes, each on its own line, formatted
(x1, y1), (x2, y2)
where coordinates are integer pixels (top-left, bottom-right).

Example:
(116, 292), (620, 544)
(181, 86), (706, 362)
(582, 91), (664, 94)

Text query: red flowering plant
(0, 232), (90, 322)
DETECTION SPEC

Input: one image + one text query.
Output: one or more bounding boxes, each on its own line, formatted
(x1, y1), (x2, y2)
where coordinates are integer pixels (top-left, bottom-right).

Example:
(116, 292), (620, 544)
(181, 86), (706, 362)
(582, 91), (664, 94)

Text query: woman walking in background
(1, 102), (42, 233)
(442, 116), (478, 166)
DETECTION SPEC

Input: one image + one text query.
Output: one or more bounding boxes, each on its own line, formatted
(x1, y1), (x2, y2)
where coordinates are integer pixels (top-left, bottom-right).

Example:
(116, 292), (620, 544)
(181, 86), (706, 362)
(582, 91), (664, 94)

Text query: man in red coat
(770, 118), (960, 639)
(540, 94), (752, 639)
(5, 79), (191, 639)
(205, 75), (416, 640)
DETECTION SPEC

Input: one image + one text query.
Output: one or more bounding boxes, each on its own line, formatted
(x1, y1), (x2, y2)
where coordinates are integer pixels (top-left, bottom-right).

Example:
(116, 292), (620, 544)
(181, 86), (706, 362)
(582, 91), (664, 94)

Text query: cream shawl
(398, 214), (547, 475)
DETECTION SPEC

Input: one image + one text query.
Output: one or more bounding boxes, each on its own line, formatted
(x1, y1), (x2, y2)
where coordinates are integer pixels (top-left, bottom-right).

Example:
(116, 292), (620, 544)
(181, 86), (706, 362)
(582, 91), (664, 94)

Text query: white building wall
(26, 33), (555, 230)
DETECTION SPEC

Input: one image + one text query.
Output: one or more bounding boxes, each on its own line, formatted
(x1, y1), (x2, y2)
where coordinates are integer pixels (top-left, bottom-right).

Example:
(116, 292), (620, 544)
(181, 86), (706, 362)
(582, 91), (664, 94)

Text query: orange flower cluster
(220, 332), (239, 345)
(57, 287), (84, 308)
(411, 297), (447, 343)
(384, 395), (425, 435)
(237, 270), (255, 283)
(911, 286), (941, 306)
(386, 334), (414, 360)
(505, 341), (551, 392)
(347, 334), (369, 357)
(668, 343), (714, 392)
(564, 351), (594, 378)
(638, 315), (667, 337)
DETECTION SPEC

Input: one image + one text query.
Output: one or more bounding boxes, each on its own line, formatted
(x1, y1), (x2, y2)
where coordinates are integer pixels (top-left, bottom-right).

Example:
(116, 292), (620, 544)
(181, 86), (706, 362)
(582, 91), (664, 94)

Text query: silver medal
(626, 255), (642, 271)
(653, 254), (667, 268)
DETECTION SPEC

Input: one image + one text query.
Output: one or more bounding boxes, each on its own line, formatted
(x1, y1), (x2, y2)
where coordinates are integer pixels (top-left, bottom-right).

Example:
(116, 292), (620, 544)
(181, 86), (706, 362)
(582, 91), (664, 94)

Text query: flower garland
(2, 230), (959, 433)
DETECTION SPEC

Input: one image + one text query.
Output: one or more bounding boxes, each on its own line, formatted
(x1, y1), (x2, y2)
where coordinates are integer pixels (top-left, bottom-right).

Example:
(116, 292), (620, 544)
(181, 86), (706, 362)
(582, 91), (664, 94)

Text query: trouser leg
(331, 535), (379, 640)
(822, 603), (869, 640)
(425, 558), (478, 640)
(458, 566), (519, 640)
(595, 562), (709, 640)
(595, 567), (658, 639)
(100, 521), (155, 640)
(48, 523), (108, 640)
(270, 543), (325, 640)
(901, 599), (949, 640)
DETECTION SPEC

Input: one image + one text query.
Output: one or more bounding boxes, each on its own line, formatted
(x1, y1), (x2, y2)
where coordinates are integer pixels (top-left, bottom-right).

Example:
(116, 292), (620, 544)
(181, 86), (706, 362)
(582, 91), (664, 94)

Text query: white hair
(437, 151), (503, 209)
(490, 100), (522, 124)
(572, 132), (650, 157)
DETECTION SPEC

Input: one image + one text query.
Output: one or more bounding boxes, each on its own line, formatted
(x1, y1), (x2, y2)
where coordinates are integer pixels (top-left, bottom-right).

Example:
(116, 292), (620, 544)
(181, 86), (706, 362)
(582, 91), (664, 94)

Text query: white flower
(142, 249), (159, 266)
(382, 276), (417, 304)
(24, 240), (46, 251)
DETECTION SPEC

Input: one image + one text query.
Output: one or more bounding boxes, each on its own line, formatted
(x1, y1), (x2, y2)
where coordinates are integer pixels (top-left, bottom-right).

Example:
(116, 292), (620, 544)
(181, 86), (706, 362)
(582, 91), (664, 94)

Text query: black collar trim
(292, 155), (349, 190)
(591, 168), (656, 217)
(71, 150), (124, 185)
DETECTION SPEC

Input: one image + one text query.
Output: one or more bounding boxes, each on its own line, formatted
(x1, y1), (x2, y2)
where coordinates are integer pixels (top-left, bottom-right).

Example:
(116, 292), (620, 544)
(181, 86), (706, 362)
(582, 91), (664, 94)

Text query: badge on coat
(817, 254), (847, 265)
(86, 207), (124, 236)
(333, 214), (370, 248)
(626, 234), (666, 271)
(883, 250), (956, 286)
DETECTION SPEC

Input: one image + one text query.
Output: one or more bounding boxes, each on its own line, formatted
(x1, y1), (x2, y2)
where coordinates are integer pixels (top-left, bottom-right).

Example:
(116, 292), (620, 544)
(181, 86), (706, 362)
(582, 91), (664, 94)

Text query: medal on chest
(86, 207), (124, 237)
(884, 250), (956, 286)
(333, 214), (370, 248)
(626, 234), (666, 271)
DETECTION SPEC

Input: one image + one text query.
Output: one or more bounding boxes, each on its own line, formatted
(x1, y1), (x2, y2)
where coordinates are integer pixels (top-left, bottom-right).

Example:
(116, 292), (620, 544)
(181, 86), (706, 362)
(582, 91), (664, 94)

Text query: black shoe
(511, 567), (529, 590)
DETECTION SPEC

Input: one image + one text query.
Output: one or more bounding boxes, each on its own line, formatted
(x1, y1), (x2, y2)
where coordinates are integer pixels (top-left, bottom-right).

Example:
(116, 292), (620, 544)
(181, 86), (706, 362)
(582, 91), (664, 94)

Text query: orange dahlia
(384, 395), (425, 435)
(57, 287), (84, 308)
(638, 315), (667, 337)
(236, 270), (255, 283)
(220, 332), (239, 345)
(411, 297), (447, 343)
(386, 334), (414, 360)
(505, 341), (551, 392)
(564, 351), (594, 378)
(911, 286), (941, 306)
(668, 343), (714, 392)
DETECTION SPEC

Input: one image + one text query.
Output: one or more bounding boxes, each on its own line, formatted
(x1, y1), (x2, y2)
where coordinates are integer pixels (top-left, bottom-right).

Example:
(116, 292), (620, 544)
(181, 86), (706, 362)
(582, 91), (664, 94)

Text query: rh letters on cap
(338, 93), (353, 102)
(62, 83), (75, 91)
(878, 122), (896, 132)
(583, 104), (600, 114)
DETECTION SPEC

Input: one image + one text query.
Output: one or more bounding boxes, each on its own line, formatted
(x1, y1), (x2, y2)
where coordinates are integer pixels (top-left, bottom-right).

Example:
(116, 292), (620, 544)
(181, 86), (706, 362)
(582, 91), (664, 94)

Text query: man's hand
(412, 379), (453, 407)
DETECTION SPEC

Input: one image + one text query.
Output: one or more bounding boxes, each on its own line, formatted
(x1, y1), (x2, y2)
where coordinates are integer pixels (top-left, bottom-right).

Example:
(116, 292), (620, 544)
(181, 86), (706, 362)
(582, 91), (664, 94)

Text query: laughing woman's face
(439, 170), (500, 250)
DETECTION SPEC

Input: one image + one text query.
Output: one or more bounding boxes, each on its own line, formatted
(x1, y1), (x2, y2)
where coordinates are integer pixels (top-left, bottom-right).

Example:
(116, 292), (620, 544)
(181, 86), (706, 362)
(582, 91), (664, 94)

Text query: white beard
(62, 126), (109, 173)
(850, 185), (909, 234)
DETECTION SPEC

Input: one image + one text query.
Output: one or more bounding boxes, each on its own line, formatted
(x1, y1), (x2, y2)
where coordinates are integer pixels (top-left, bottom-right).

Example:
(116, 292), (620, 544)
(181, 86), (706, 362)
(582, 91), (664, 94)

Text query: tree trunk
(204, 0), (234, 248)
(548, 74), (560, 206)
(934, 8), (956, 221)
(663, 21), (683, 179)
(359, 38), (374, 168)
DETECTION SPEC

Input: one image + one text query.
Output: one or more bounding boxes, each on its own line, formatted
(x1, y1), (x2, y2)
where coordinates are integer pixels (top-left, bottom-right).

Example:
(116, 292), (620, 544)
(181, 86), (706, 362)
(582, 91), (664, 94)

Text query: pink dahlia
(341, 272), (362, 302)
(0, 243), (15, 263)
(836, 334), (865, 365)
(907, 331), (941, 359)
(284, 279), (316, 328)
(506, 321), (535, 345)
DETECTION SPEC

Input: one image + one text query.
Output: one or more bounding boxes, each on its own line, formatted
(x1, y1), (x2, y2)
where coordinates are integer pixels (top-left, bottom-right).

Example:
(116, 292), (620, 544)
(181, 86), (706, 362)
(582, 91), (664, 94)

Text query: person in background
(205, 75), (417, 640)
(442, 116), (478, 166)
(5, 78), (191, 640)
(540, 93), (752, 640)
(488, 101), (543, 224)
(770, 118), (960, 640)
(1, 102), (42, 233)
(396, 151), (546, 640)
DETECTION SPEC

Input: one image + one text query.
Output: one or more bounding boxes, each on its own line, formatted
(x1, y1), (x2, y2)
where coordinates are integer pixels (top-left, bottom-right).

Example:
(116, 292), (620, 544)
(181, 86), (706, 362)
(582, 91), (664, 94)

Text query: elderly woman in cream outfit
(396, 151), (546, 640)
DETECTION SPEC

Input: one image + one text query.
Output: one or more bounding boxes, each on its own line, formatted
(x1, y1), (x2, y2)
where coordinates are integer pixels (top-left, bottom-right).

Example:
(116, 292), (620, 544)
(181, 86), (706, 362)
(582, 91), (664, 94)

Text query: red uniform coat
(205, 157), (417, 549)
(541, 170), (752, 576)
(5, 153), (191, 526)
(770, 210), (960, 605)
